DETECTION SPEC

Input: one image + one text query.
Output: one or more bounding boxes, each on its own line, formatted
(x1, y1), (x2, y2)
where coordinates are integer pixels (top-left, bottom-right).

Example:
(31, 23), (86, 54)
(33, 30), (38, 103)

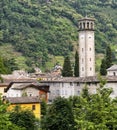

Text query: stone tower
(78, 17), (95, 77)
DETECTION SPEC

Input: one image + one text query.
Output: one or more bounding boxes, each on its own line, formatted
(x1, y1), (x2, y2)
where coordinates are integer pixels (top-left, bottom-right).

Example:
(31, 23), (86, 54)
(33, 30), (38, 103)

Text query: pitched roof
(4, 81), (50, 92)
(6, 96), (40, 104)
(107, 65), (117, 71)
(4, 81), (36, 92)
(13, 83), (50, 92)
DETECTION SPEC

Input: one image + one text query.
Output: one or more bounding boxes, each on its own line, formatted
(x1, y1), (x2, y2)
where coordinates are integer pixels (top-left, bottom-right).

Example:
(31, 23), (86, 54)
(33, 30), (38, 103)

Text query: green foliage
(40, 77), (117, 130)
(9, 106), (39, 130)
(0, 56), (7, 74)
(41, 97), (76, 130)
(62, 56), (73, 77)
(0, 95), (25, 130)
(41, 100), (47, 116)
(74, 50), (79, 77)
(0, 0), (117, 71)
(100, 58), (107, 75)
(105, 45), (113, 69)
(73, 78), (117, 130)
(100, 45), (113, 75)
(4, 58), (19, 73)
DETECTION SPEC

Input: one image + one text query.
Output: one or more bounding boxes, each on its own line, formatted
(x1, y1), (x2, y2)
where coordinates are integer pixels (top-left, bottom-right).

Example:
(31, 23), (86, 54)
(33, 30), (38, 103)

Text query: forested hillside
(1, 0), (117, 72)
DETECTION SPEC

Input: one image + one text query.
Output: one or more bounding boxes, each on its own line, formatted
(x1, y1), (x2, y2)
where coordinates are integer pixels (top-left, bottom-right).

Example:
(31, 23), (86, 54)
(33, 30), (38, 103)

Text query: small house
(6, 96), (41, 118)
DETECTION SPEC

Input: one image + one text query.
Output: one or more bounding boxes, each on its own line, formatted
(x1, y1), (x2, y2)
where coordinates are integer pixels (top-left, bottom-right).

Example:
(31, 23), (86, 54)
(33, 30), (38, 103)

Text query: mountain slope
(0, 0), (117, 71)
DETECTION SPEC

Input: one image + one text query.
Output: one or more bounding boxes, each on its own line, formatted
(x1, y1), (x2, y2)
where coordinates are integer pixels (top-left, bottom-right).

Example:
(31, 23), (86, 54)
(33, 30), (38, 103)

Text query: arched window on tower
(83, 22), (85, 29)
(87, 22), (89, 29)
(80, 23), (82, 29)
(91, 22), (93, 29)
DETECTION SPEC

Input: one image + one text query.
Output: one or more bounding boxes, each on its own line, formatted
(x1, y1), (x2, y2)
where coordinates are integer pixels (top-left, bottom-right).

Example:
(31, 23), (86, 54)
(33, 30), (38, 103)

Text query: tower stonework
(78, 17), (95, 77)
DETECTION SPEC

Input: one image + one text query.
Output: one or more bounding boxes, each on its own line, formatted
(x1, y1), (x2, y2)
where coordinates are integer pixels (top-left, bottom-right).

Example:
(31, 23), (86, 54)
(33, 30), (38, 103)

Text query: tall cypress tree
(100, 58), (107, 75)
(74, 51), (79, 77)
(62, 56), (73, 77)
(100, 45), (113, 75)
(105, 45), (112, 69)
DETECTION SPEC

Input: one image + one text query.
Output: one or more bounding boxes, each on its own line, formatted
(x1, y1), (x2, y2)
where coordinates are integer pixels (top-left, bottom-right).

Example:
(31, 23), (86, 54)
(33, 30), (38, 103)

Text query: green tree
(62, 56), (73, 77)
(41, 97), (76, 130)
(4, 58), (19, 74)
(73, 78), (117, 129)
(100, 58), (107, 75)
(9, 106), (39, 130)
(0, 56), (7, 74)
(41, 100), (47, 116)
(74, 50), (79, 77)
(105, 45), (112, 69)
(0, 95), (25, 130)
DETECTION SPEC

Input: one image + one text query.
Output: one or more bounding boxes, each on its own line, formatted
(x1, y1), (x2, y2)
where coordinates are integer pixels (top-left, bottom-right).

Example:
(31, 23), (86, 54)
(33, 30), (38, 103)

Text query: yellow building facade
(7, 96), (41, 119)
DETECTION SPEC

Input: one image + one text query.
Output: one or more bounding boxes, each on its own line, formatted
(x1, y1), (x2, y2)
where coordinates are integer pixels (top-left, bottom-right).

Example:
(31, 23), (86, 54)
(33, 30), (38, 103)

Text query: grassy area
(45, 56), (64, 71)
(0, 44), (21, 59)
(15, 56), (28, 70)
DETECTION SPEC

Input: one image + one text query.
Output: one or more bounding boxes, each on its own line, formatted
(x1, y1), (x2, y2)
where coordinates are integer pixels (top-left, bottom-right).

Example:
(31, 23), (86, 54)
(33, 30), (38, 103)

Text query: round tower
(78, 17), (95, 77)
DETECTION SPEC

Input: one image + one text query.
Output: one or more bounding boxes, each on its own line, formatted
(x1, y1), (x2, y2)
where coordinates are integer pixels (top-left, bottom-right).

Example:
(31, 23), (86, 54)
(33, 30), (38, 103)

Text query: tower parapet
(78, 17), (95, 31)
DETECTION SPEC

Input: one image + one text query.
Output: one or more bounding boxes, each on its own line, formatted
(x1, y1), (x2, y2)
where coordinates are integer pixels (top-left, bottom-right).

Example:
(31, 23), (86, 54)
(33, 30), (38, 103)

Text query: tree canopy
(0, 95), (25, 130)
(9, 106), (39, 130)
(100, 45), (113, 75)
(0, 0), (117, 71)
(41, 77), (117, 130)
(41, 97), (76, 130)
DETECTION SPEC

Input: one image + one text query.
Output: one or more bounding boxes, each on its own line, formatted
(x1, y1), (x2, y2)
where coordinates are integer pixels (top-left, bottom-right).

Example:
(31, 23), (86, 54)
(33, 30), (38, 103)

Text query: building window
(70, 82), (73, 86)
(77, 82), (79, 86)
(113, 72), (116, 76)
(28, 92), (32, 96)
(65, 90), (67, 95)
(82, 67), (84, 71)
(89, 48), (91, 51)
(56, 90), (60, 95)
(32, 105), (36, 110)
(90, 67), (92, 71)
(90, 58), (91, 61)
(82, 48), (83, 52)
(88, 83), (91, 86)
(82, 58), (84, 63)
(77, 90), (80, 95)
(62, 90), (64, 95)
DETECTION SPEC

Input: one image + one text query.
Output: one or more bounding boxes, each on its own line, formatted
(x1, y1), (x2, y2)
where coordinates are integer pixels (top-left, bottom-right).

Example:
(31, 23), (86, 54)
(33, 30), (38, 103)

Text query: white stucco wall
(107, 71), (117, 76)
(6, 83), (39, 97)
